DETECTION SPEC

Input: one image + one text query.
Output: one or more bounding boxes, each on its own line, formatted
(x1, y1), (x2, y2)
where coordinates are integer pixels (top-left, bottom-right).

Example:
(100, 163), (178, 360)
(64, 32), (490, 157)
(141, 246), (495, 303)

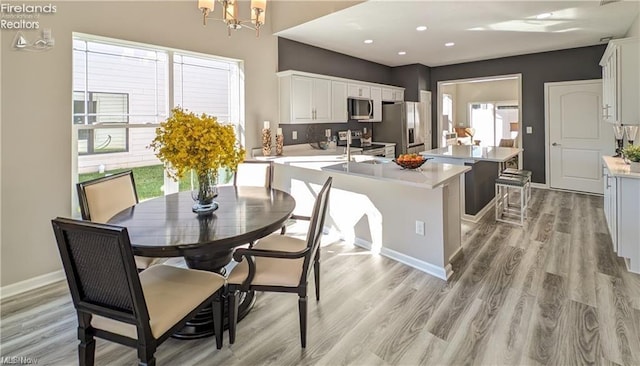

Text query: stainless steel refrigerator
(376, 102), (427, 156)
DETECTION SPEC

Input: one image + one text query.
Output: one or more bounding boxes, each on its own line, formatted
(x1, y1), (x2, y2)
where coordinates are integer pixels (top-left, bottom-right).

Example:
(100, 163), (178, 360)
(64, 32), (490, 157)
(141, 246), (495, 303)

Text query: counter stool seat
(495, 174), (528, 226)
(501, 168), (532, 201)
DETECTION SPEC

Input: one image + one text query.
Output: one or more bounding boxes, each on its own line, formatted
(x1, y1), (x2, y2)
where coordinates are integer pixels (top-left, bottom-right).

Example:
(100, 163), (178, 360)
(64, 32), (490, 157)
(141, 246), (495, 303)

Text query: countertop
(420, 145), (521, 163)
(251, 144), (361, 158)
(320, 160), (470, 189)
(603, 156), (640, 179)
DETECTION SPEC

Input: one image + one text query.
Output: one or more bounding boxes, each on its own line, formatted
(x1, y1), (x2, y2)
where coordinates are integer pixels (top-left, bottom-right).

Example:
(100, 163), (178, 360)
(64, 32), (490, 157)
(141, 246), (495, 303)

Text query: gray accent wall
(430, 45), (607, 184)
(278, 38), (392, 84)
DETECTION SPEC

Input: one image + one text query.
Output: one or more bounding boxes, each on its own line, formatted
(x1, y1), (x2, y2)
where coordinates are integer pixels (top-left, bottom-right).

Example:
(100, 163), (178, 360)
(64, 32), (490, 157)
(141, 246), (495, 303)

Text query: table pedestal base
(172, 250), (254, 340)
(172, 291), (255, 340)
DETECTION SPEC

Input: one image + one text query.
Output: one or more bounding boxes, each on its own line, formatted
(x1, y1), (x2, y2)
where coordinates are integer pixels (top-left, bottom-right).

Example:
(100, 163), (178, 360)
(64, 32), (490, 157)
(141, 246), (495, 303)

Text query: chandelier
(198, 0), (267, 37)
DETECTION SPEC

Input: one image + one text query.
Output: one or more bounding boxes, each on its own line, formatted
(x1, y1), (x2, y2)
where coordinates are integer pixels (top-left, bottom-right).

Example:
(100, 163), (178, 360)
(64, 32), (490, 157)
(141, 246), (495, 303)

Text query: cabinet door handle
(552, 142), (561, 146)
(606, 175), (611, 189)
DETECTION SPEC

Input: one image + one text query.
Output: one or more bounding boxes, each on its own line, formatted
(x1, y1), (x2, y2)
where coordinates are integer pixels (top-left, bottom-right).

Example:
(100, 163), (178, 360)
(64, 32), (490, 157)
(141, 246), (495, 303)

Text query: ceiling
(275, 0), (640, 67)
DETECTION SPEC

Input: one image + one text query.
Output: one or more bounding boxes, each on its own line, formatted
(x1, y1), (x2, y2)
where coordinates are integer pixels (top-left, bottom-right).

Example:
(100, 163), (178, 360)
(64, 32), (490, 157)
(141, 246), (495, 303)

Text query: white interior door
(547, 80), (613, 194)
(420, 90), (432, 150)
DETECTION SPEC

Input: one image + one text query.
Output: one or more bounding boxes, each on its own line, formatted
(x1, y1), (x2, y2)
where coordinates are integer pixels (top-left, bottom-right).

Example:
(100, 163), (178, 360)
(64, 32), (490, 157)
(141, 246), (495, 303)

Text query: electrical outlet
(292, 131), (297, 140)
(415, 220), (425, 236)
(526, 126), (533, 134)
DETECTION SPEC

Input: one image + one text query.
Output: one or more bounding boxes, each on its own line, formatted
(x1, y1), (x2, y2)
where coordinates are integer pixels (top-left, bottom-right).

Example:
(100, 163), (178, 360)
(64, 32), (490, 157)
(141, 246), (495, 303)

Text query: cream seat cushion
(92, 265), (225, 339)
(227, 234), (307, 287)
(84, 175), (137, 224)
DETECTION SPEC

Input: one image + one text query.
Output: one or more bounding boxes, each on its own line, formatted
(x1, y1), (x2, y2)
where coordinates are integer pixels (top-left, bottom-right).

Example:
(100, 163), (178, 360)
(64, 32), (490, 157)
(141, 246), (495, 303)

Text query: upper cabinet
(370, 87), (382, 122)
(382, 87), (404, 102)
(278, 70), (405, 124)
(600, 37), (639, 125)
(280, 75), (332, 124)
(332, 81), (348, 123)
(348, 83), (370, 99)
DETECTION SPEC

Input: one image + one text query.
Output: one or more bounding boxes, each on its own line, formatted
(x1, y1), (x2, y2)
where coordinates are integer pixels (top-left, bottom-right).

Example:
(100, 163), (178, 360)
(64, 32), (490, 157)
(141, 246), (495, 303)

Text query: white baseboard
(353, 238), (448, 280)
(0, 270), (65, 300)
(462, 197), (495, 223)
(531, 182), (548, 190)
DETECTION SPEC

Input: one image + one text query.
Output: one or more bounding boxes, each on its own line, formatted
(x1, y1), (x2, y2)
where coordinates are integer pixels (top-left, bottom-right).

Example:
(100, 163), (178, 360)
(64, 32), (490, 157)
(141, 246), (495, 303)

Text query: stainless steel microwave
(348, 98), (373, 120)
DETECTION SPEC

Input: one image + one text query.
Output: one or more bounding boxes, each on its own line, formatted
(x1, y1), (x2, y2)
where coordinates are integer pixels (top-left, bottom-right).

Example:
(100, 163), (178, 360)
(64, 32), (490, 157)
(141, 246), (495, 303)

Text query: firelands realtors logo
(1, 2), (56, 51)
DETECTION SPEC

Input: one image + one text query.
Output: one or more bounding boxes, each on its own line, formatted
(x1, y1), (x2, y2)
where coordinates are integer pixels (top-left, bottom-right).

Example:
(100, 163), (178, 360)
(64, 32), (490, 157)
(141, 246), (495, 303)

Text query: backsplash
(279, 121), (375, 146)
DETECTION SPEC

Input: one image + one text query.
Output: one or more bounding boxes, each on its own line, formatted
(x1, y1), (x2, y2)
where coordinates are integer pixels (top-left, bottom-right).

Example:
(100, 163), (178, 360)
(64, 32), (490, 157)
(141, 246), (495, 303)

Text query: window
(73, 34), (242, 202)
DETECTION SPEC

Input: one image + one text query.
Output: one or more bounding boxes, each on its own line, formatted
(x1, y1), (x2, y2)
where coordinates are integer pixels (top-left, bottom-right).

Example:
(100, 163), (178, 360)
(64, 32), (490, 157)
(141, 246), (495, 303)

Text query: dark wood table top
(109, 187), (296, 258)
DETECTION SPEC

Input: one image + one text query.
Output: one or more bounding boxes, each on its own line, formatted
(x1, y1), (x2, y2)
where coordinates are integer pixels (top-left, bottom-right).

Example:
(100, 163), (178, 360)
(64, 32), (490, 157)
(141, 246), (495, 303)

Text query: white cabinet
(600, 37), (639, 124)
(277, 70), (405, 124)
(370, 87), (382, 122)
(382, 87), (404, 102)
(602, 157), (640, 274)
(348, 83), (370, 99)
(280, 75), (332, 124)
(331, 81), (348, 123)
(384, 145), (396, 158)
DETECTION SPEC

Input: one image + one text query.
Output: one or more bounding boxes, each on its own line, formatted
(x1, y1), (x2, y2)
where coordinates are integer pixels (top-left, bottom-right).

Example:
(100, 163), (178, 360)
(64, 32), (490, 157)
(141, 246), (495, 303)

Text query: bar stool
(501, 168), (532, 202)
(495, 174), (529, 226)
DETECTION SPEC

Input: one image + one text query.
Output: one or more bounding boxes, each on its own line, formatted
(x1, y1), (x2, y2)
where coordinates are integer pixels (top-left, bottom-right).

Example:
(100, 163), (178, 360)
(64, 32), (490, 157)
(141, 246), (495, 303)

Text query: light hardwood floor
(2, 189), (640, 365)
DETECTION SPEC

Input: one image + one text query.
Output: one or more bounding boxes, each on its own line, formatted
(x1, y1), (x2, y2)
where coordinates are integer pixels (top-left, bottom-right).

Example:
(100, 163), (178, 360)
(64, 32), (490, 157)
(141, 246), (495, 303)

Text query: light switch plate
(415, 220), (425, 236)
(292, 131), (297, 140)
(526, 126), (533, 134)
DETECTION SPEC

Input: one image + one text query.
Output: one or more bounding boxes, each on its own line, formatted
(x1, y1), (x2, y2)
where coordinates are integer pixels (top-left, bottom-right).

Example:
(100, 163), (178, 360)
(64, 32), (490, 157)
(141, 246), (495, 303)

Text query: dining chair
(226, 177), (332, 348)
(233, 160), (272, 188)
(233, 160), (291, 239)
(51, 217), (225, 366)
(76, 170), (163, 270)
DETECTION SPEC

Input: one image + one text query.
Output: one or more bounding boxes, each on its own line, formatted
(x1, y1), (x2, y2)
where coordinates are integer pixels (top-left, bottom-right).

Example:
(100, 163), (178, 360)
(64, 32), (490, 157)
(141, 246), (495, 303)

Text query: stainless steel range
(337, 130), (386, 156)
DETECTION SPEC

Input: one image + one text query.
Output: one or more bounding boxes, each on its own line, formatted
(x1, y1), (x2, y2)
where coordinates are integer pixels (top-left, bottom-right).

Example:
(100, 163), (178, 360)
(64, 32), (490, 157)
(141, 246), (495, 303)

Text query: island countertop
(421, 145), (521, 163)
(321, 160), (470, 189)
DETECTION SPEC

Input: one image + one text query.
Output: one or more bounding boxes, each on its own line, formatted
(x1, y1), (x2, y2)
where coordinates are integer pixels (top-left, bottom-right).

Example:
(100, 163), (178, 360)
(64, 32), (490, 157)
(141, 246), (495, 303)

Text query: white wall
(453, 79), (519, 127)
(1, 1), (279, 287)
(626, 12), (640, 37)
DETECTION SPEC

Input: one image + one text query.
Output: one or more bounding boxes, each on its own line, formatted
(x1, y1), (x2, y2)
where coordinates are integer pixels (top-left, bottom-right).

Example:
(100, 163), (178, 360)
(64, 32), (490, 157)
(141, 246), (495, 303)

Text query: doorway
(545, 80), (613, 194)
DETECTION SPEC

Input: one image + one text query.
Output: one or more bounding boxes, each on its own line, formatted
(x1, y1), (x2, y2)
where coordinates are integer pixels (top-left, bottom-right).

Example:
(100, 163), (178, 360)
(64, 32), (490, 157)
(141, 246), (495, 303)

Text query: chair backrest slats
(77, 171), (138, 223)
(302, 178), (332, 280)
(233, 161), (272, 189)
(52, 218), (149, 325)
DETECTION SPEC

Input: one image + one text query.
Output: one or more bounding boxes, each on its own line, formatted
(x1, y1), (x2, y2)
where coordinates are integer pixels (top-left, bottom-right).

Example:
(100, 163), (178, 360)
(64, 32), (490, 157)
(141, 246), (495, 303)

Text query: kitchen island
(271, 156), (470, 280)
(421, 145), (522, 221)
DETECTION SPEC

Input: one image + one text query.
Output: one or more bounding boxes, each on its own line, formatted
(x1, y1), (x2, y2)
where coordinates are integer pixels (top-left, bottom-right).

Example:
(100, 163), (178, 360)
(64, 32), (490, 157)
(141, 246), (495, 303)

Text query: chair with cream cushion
(51, 217), (225, 366)
(76, 171), (164, 270)
(226, 177), (332, 348)
(233, 160), (272, 188)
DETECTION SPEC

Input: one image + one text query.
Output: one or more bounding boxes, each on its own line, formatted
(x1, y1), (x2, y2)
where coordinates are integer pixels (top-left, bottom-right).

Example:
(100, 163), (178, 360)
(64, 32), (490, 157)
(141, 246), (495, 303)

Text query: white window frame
(72, 33), (245, 213)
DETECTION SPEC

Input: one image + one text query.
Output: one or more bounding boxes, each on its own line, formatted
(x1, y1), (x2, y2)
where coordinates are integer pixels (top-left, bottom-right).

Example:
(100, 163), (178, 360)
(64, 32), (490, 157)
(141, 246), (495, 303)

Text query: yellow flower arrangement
(150, 107), (245, 181)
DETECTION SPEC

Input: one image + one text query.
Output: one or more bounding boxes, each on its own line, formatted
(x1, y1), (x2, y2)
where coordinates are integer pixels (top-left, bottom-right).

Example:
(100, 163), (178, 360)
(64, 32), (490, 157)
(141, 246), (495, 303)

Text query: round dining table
(109, 186), (296, 339)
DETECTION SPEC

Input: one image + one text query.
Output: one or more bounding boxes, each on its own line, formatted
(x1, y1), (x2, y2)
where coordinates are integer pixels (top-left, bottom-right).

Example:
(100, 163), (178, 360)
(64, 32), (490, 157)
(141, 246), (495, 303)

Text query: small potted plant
(623, 144), (640, 173)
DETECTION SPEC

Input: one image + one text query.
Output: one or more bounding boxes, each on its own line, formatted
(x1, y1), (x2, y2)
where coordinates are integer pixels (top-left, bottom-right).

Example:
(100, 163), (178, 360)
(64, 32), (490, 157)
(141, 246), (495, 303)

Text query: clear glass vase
(191, 169), (219, 214)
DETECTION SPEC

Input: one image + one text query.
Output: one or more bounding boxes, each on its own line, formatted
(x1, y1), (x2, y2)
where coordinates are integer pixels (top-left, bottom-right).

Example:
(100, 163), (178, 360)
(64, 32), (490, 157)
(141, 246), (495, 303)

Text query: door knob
(552, 142), (561, 146)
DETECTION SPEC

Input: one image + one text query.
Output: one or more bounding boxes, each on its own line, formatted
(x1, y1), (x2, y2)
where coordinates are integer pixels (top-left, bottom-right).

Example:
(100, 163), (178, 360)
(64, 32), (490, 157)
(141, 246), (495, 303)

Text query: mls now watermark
(0, 356), (39, 364)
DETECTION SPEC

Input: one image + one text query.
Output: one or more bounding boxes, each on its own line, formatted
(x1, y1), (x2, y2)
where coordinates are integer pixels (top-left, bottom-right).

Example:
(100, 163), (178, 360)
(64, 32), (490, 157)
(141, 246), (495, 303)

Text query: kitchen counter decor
(262, 121), (272, 156)
(393, 154), (429, 170)
(623, 144), (640, 172)
(150, 107), (245, 214)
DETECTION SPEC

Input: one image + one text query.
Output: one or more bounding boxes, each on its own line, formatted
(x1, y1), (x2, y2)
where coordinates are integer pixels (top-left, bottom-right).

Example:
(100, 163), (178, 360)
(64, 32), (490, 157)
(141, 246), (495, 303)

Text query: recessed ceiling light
(445, 42), (455, 47)
(398, 51), (406, 55)
(416, 26), (427, 31)
(536, 12), (552, 19)
(364, 39), (373, 44)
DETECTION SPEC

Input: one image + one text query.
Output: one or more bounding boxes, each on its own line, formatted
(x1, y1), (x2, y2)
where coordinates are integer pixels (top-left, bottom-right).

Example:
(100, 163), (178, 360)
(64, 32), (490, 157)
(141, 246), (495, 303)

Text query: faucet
(346, 129), (352, 162)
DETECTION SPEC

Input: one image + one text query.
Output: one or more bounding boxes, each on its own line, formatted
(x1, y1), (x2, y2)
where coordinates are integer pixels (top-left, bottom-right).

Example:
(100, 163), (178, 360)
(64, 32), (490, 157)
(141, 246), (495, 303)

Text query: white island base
(272, 158), (470, 280)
